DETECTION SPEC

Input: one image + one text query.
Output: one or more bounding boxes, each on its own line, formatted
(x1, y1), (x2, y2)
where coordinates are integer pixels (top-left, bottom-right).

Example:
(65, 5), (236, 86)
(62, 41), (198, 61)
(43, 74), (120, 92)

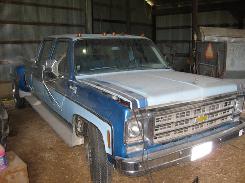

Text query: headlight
(235, 96), (244, 113)
(125, 119), (143, 144)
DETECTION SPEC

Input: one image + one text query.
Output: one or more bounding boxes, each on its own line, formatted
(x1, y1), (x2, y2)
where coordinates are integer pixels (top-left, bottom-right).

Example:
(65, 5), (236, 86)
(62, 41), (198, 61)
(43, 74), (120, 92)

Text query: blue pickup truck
(14, 34), (245, 183)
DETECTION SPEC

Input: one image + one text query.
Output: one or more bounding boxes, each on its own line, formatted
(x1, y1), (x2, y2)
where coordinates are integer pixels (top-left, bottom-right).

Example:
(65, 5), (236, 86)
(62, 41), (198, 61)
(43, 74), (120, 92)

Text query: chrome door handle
(69, 85), (77, 94)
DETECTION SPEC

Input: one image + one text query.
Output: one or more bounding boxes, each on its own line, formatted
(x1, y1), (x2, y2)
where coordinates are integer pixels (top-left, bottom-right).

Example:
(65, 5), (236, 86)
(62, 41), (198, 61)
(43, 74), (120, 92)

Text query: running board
(25, 95), (84, 147)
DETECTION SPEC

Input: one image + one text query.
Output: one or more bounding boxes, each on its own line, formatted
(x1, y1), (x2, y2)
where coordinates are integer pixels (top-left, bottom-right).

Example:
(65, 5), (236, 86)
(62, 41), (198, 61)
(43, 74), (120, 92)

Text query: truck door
(32, 39), (54, 99)
(42, 39), (71, 116)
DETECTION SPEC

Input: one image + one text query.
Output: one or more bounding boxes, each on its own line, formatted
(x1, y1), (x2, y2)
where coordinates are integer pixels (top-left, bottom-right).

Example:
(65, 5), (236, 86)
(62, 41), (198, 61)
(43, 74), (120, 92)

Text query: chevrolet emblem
(196, 115), (208, 123)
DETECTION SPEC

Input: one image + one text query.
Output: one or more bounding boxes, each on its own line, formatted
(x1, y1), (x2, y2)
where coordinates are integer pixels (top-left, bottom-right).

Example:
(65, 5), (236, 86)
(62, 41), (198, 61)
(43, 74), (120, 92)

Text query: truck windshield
(74, 38), (169, 75)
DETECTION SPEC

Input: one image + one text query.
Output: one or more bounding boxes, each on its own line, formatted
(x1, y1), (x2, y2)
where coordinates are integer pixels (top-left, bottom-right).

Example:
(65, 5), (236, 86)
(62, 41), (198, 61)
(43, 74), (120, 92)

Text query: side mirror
(29, 57), (38, 69)
(163, 54), (173, 68)
(31, 57), (37, 64)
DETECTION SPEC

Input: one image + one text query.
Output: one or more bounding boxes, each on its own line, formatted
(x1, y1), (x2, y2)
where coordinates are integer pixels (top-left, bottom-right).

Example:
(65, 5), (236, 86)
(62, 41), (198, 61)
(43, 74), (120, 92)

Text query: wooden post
(125, 0), (131, 34)
(192, 0), (198, 73)
(152, 5), (156, 42)
(85, 0), (93, 33)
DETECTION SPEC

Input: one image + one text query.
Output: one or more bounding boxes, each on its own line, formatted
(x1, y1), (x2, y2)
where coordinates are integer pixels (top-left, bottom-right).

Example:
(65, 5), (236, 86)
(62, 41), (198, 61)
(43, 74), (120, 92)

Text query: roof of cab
(46, 34), (148, 41)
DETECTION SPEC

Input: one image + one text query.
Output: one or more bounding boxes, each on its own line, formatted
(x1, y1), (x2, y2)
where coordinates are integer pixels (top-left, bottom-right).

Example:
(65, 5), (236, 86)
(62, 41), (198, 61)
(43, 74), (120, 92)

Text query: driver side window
(52, 40), (69, 77)
(38, 40), (53, 67)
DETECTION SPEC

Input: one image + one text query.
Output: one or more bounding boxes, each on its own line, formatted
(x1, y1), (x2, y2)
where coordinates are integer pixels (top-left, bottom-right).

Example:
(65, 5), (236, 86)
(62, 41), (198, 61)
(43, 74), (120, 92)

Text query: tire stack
(0, 102), (9, 148)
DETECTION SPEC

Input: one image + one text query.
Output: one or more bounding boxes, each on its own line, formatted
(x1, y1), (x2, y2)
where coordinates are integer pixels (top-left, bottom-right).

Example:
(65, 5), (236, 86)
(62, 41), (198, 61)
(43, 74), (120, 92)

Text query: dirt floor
(6, 106), (245, 183)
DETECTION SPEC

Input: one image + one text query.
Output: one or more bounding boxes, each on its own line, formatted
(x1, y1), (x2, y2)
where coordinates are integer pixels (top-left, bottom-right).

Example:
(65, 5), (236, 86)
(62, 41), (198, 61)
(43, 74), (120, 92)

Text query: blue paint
(32, 76), (130, 157)
(69, 81), (131, 157)
(22, 37), (131, 157)
(16, 65), (29, 92)
(84, 78), (148, 109)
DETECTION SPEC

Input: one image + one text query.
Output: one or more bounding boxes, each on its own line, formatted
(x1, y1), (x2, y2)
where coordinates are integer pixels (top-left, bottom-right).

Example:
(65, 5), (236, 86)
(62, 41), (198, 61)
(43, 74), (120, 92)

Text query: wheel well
(72, 114), (112, 155)
(73, 114), (104, 139)
(73, 114), (89, 138)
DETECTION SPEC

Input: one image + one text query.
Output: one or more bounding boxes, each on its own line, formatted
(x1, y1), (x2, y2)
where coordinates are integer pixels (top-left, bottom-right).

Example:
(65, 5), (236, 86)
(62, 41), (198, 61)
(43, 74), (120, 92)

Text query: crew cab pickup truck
(14, 34), (245, 183)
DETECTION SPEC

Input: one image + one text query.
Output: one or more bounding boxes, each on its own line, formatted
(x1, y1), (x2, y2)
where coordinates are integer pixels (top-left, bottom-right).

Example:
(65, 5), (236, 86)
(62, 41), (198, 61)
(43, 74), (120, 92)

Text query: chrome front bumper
(115, 121), (245, 176)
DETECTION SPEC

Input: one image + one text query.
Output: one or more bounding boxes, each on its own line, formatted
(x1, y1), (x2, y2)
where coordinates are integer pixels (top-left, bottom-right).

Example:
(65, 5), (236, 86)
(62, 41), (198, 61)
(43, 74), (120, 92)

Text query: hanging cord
(109, 0), (115, 32)
(144, 0), (152, 20)
(133, 109), (154, 183)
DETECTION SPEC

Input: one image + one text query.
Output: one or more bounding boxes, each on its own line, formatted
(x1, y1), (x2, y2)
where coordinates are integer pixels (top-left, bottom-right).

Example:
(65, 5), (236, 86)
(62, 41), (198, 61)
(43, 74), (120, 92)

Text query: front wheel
(86, 124), (112, 183)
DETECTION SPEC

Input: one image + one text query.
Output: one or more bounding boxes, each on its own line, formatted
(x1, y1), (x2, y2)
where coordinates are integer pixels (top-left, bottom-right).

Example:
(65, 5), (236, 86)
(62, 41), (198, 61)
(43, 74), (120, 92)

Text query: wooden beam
(132, 22), (152, 27)
(0, 40), (41, 44)
(192, 0), (198, 37)
(156, 40), (191, 43)
(152, 6), (156, 42)
(0, 0), (84, 11)
(93, 1), (123, 10)
(93, 1), (136, 11)
(93, 18), (126, 24)
(157, 25), (192, 30)
(93, 18), (152, 27)
(155, 1), (243, 16)
(157, 23), (239, 30)
(192, 0), (198, 73)
(125, 0), (131, 33)
(0, 20), (85, 27)
(85, 0), (93, 33)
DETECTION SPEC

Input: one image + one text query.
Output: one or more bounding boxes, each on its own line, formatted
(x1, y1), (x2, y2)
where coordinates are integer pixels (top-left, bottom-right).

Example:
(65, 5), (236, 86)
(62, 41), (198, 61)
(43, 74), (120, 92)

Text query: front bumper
(115, 120), (245, 176)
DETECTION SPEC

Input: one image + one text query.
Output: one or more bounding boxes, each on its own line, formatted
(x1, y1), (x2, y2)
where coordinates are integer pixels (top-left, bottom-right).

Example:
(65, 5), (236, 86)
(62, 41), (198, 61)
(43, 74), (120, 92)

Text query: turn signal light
(76, 33), (82, 37)
(107, 130), (111, 149)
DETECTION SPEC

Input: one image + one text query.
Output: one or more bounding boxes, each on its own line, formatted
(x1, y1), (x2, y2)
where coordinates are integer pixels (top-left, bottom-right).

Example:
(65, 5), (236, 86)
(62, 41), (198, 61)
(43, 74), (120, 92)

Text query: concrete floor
(7, 107), (245, 183)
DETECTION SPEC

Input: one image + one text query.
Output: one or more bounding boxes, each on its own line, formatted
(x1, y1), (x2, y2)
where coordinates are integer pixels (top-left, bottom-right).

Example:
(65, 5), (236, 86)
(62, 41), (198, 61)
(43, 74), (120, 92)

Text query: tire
(0, 104), (9, 149)
(12, 81), (25, 109)
(86, 124), (112, 183)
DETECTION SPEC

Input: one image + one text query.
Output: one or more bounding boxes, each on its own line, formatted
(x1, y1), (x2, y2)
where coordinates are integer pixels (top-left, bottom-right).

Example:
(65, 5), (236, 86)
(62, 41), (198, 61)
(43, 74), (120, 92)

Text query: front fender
(73, 113), (113, 155)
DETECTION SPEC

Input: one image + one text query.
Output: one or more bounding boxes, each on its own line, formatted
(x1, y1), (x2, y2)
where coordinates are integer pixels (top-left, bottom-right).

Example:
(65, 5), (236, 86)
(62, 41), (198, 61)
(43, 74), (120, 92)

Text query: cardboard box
(0, 151), (29, 183)
(0, 81), (12, 99)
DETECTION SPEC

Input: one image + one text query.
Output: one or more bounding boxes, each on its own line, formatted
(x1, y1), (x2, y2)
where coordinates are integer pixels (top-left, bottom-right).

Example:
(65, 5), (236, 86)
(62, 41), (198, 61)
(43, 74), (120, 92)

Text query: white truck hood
(78, 69), (238, 107)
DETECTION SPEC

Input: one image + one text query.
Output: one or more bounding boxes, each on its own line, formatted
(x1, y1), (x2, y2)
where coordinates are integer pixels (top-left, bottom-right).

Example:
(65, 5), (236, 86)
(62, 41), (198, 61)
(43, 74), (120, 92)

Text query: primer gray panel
(226, 42), (245, 72)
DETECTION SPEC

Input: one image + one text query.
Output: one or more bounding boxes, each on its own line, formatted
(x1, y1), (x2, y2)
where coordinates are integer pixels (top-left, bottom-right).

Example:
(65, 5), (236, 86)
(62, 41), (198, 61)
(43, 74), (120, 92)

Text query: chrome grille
(153, 97), (235, 144)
